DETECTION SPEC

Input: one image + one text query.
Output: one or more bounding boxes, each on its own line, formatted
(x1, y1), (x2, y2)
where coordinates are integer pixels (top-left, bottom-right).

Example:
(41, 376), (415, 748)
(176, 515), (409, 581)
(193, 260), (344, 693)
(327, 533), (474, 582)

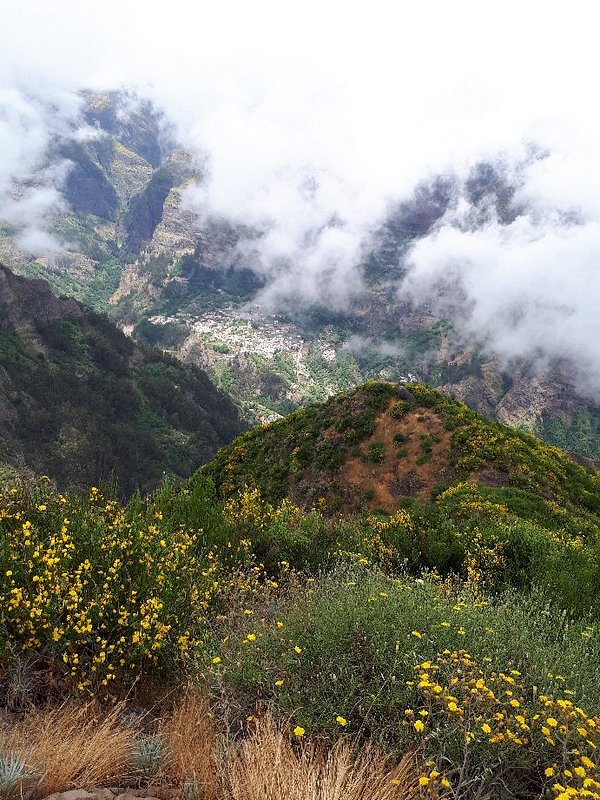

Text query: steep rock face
(104, 141), (154, 205)
(0, 264), (245, 495)
(437, 354), (600, 459)
(81, 90), (165, 167)
(0, 91), (179, 313)
(61, 140), (120, 220)
(123, 153), (195, 255)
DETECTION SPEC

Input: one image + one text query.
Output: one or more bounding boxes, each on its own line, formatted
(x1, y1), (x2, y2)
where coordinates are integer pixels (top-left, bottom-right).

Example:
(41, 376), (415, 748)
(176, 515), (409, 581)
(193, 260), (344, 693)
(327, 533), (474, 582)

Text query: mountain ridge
(2, 91), (600, 463)
(0, 263), (245, 495)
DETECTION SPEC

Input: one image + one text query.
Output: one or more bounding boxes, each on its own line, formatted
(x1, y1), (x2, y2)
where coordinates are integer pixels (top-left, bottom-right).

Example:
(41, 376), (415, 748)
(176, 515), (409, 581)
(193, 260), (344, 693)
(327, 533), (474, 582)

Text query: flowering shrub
(408, 650), (600, 798)
(211, 567), (600, 798)
(0, 481), (258, 693)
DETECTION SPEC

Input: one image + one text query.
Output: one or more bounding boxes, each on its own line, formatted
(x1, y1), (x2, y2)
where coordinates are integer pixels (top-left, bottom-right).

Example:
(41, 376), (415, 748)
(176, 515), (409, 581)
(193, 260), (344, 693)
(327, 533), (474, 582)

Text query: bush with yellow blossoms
(210, 564), (600, 800)
(0, 480), (259, 694)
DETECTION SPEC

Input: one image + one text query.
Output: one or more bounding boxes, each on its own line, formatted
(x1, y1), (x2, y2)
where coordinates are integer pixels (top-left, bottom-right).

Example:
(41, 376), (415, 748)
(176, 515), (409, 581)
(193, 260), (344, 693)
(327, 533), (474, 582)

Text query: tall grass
(0, 703), (138, 798)
(224, 714), (420, 800)
(160, 690), (219, 800)
(0, 697), (422, 800)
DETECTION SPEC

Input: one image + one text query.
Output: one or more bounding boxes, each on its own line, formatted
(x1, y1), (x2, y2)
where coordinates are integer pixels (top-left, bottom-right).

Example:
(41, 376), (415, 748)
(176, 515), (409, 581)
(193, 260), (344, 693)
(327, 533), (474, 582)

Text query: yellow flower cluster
(335, 509), (414, 568)
(405, 649), (600, 798)
(0, 483), (259, 693)
(224, 487), (302, 536)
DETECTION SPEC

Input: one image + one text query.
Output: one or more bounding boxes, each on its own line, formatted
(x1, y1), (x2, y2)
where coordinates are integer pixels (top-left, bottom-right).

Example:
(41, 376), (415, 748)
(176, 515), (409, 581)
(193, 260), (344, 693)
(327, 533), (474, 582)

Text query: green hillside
(4, 384), (600, 800)
(0, 265), (244, 494)
(200, 380), (600, 515)
(194, 381), (600, 614)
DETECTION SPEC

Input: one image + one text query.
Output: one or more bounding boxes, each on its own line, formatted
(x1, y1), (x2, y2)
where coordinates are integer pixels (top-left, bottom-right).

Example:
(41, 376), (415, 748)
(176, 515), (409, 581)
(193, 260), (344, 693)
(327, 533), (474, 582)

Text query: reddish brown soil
(342, 399), (455, 512)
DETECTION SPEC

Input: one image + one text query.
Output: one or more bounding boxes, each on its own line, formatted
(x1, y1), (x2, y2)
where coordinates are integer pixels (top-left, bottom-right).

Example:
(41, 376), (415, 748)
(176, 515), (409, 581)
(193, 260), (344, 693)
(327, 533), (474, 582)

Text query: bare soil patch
(342, 400), (455, 512)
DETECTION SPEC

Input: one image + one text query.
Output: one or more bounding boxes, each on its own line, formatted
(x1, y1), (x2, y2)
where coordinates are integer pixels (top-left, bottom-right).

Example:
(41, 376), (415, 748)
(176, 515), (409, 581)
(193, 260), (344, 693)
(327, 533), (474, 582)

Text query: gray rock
(396, 386), (417, 405)
(43, 791), (100, 800)
(114, 794), (160, 800)
(89, 790), (115, 800)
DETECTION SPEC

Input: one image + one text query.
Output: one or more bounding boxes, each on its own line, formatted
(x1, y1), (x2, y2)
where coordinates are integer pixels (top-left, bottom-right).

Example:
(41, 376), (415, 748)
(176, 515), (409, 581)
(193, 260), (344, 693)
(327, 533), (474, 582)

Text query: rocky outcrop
(123, 153), (195, 255)
(42, 789), (170, 800)
(81, 90), (165, 168)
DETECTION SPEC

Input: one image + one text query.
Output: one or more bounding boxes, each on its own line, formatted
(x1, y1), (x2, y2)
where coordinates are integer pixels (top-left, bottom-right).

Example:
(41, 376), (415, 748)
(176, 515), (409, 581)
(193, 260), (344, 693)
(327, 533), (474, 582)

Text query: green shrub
(212, 566), (600, 742)
(389, 400), (410, 419)
(365, 441), (386, 464)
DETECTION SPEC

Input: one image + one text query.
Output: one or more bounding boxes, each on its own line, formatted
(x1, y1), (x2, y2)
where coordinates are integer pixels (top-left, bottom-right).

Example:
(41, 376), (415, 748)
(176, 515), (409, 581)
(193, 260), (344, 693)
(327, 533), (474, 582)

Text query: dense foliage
(0, 268), (244, 495)
(3, 382), (600, 799)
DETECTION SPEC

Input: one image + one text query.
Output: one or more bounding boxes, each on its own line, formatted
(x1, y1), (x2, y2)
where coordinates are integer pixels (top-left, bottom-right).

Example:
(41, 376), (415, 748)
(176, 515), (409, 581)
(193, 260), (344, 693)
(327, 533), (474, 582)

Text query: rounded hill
(199, 381), (600, 520)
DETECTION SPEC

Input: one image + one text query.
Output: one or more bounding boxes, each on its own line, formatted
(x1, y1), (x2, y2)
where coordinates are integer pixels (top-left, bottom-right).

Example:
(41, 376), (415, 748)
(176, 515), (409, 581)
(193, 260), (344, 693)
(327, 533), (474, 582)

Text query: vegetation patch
(0, 267), (244, 495)
(2, 380), (600, 800)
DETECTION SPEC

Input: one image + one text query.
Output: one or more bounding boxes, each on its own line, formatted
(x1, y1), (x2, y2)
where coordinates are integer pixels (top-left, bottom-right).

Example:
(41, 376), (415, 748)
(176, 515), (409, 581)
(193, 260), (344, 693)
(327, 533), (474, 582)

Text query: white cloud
(0, 89), (79, 253)
(2, 0), (600, 388)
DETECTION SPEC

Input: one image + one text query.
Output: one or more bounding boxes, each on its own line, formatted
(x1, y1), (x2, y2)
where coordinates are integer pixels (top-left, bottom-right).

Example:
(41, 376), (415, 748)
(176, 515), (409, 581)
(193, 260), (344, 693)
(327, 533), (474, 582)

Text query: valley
(2, 91), (600, 466)
(3, 8), (600, 800)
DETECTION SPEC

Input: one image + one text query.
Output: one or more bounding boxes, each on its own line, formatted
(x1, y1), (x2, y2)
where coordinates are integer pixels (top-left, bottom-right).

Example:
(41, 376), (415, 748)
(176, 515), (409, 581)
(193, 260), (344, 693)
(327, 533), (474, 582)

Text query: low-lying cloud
(0, 88), (82, 255)
(402, 129), (600, 394)
(2, 1), (600, 391)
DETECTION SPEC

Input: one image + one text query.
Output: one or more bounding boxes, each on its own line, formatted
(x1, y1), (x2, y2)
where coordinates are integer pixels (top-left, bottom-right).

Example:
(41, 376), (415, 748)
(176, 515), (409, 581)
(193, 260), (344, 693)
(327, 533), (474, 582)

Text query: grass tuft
(160, 690), (219, 800)
(0, 702), (138, 798)
(224, 713), (420, 800)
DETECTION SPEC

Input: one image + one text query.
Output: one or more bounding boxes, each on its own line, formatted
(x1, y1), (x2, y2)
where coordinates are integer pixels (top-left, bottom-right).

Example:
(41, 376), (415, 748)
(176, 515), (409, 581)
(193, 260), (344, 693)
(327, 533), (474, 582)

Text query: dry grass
(160, 690), (219, 800)
(0, 701), (421, 800)
(223, 714), (420, 800)
(0, 702), (138, 798)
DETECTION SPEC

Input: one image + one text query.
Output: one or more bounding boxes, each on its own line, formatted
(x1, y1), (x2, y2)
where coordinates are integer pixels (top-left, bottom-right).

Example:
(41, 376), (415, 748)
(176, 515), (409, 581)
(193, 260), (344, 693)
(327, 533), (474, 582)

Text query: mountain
(2, 91), (600, 463)
(199, 381), (600, 521)
(0, 264), (244, 494)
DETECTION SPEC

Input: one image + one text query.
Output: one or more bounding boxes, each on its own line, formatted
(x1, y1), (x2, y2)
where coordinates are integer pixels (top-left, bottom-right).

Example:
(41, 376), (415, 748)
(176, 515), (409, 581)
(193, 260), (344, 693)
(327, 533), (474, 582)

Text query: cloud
(0, 88), (81, 254)
(2, 0), (600, 388)
(400, 123), (600, 395)
(343, 335), (406, 359)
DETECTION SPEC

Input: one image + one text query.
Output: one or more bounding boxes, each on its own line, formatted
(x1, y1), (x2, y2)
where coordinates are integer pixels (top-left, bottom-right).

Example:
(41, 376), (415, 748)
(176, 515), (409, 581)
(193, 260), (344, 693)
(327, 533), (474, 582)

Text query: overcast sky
(2, 1), (600, 390)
